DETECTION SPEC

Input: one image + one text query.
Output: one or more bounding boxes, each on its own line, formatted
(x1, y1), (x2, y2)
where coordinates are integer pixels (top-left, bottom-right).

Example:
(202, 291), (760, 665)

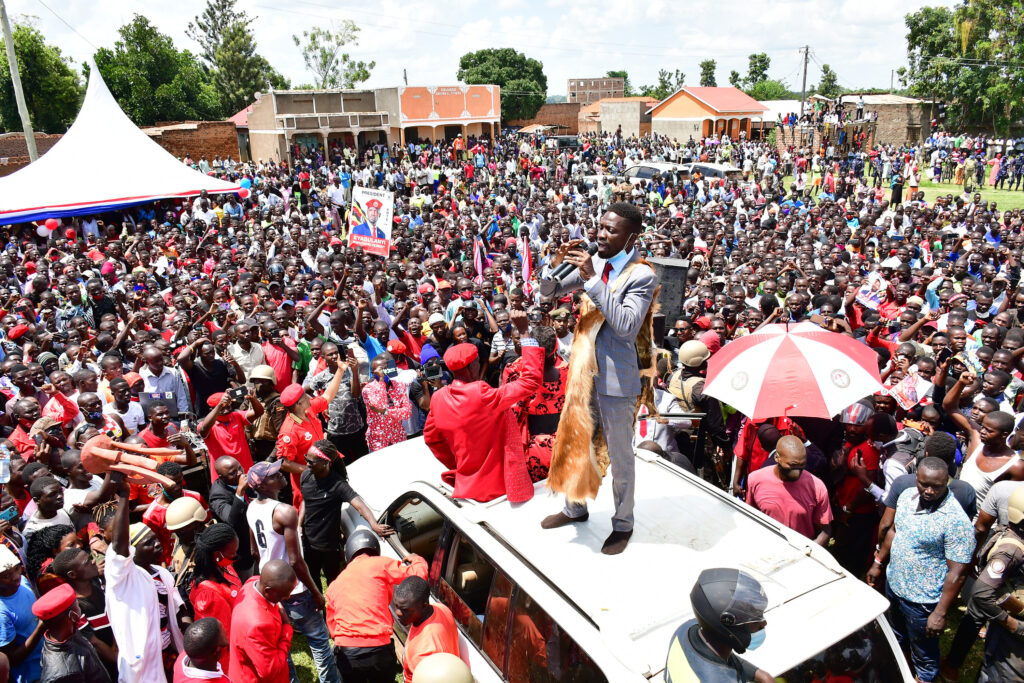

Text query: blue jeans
(885, 584), (940, 682)
(283, 589), (340, 683)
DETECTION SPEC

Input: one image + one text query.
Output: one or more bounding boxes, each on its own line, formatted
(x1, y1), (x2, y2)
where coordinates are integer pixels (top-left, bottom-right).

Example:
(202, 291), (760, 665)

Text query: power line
(34, 0), (96, 50)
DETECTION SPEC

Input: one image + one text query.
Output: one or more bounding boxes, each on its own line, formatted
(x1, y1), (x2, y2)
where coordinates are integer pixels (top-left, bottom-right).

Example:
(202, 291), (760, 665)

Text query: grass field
(779, 174), (1024, 212)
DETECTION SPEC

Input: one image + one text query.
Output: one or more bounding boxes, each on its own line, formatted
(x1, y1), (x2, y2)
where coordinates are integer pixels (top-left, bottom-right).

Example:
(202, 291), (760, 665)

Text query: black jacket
(209, 477), (253, 564)
(39, 632), (111, 683)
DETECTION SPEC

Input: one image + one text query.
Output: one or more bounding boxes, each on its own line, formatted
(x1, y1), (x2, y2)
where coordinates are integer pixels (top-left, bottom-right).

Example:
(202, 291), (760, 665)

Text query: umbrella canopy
(703, 322), (882, 419)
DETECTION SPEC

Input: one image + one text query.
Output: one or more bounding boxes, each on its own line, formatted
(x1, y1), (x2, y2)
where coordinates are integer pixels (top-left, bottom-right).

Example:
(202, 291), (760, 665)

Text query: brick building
(567, 77), (624, 105)
(506, 102), (581, 134)
(143, 120), (240, 162)
(0, 132), (62, 177)
(837, 93), (932, 145)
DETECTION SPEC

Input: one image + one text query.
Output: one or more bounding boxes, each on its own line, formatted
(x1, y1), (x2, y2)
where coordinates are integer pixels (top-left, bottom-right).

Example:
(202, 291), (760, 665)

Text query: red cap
(699, 330), (722, 355)
(443, 343), (478, 371)
(32, 583), (76, 621)
(417, 283), (435, 295)
(123, 372), (143, 387)
(7, 324), (29, 340)
(693, 316), (712, 331)
(366, 198), (383, 209)
(206, 392), (225, 408)
(280, 383), (305, 407)
(387, 340), (407, 355)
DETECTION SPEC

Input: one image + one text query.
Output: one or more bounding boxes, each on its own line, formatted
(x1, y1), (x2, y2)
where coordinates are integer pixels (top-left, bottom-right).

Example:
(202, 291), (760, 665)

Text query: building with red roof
(649, 87), (767, 140)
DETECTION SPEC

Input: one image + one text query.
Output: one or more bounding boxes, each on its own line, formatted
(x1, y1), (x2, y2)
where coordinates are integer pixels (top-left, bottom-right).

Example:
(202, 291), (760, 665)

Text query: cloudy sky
(10, 0), (957, 100)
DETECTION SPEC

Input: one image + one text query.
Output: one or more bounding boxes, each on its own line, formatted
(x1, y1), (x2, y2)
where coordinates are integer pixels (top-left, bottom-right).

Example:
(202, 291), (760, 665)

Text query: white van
(342, 438), (913, 682)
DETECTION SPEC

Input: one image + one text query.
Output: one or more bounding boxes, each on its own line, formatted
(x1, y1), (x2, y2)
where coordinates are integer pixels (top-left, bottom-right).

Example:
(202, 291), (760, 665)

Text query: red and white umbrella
(703, 322), (882, 419)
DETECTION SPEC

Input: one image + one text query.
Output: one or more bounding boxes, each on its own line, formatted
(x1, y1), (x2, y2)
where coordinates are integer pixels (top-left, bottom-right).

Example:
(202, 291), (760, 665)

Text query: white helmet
(413, 653), (473, 683)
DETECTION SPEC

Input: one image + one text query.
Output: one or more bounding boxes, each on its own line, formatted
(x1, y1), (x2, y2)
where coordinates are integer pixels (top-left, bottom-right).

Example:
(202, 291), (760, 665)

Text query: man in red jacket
(424, 339), (543, 502)
(229, 559), (296, 683)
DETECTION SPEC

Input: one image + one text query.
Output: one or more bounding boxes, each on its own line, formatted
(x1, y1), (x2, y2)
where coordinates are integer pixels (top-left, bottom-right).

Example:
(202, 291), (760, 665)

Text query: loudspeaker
(648, 257), (691, 327)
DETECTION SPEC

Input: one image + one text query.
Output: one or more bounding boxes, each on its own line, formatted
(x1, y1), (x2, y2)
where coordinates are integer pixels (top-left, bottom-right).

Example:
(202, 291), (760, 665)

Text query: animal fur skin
(547, 261), (660, 502)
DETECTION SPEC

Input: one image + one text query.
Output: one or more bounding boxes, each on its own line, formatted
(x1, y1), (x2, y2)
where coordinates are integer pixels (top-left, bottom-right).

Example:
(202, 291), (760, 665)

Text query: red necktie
(601, 262), (613, 284)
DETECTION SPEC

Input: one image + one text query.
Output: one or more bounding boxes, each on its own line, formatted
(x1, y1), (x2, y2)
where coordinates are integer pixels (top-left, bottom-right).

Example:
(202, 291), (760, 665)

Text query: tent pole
(0, 0), (36, 162)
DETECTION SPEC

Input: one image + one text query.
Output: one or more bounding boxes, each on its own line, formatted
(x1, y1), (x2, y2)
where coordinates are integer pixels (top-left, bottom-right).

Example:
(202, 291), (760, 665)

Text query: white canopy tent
(0, 64), (244, 225)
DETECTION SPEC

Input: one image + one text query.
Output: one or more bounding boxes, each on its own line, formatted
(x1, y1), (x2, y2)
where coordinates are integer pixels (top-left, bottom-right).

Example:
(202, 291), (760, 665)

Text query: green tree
(93, 14), (222, 126)
(817, 63), (840, 99)
(606, 69), (634, 96)
(186, 0), (250, 66)
(213, 21), (286, 114)
(458, 48), (547, 120)
(292, 22), (375, 89)
(728, 70), (742, 88)
(745, 53), (771, 87)
(699, 59), (717, 87)
(640, 69), (684, 100)
(0, 19), (82, 133)
(746, 79), (791, 101)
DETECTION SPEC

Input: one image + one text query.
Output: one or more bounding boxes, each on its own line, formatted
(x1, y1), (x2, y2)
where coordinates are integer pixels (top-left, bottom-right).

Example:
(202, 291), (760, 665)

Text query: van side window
(481, 571), (513, 671)
(505, 586), (607, 683)
(437, 533), (495, 646)
(385, 496), (444, 565)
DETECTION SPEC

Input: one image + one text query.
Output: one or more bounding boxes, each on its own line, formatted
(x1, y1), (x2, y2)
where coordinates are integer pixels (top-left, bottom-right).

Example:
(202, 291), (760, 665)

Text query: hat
(693, 316), (712, 331)
(550, 308), (571, 319)
(443, 343), (478, 371)
(678, 340), (711, 367)
(840, 401), (874, 425)
(436, 280), (453, 290)
(29, 417), (61, 438)
(366, 198), (383, 209)
(249, 365), (277, 383)
(906, 295), (925, 307)
(247, 459), (283, 488)
(280, 299), (295, 308)
(428, 313), (446, 326)
(7, 324), (29, 340)
(417, 283), (435, 295)
(504, 238), (518, 248)
(0, 545), (19, 573)
(280, 383), (305, 407)
(387, 340), (407, 355)
(206, 392), (226, 408)
(123, 372), (143, 387)
(128, 522), (154, 548)
(64, 229), (76, 240)
(31, 583), (76, 621)
(699, 330), (722, 355)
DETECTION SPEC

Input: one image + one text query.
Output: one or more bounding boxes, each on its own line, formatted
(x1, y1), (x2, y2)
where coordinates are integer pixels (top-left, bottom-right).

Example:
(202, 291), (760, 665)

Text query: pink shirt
(746, 467), (833, 539)
(261, 338), (297, 393)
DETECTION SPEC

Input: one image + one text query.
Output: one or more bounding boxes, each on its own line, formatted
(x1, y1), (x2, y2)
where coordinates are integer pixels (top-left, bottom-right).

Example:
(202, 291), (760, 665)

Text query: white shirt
(105, 401), (146, 435)
(584, 247), (635, 292)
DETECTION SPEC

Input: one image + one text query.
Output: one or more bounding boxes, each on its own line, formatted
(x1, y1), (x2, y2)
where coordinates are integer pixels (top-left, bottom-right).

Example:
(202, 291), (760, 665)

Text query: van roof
(349, 440), (890, 678)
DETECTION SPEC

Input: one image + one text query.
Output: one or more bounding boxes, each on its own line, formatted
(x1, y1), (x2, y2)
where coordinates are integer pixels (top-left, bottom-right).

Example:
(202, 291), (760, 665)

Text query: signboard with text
(348, 187), (393, 257)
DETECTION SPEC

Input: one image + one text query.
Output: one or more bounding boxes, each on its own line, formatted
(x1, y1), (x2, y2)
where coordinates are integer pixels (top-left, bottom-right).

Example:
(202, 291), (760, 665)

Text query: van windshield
(778, 619), (903, 682)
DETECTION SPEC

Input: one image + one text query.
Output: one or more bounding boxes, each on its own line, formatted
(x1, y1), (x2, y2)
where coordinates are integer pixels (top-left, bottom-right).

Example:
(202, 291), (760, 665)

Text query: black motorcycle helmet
(344, 528), (381, 563)
(689, 568), (768, 654)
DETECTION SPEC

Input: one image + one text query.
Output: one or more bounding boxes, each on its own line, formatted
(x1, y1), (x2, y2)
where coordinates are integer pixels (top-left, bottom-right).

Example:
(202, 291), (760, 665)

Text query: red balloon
(44, 218), (58, 230)
(237, 188), (250, 199)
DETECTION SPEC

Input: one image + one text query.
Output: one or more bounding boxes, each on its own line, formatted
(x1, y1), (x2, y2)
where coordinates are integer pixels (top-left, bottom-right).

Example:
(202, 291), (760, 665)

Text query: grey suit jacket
(540, 251), (657, 397)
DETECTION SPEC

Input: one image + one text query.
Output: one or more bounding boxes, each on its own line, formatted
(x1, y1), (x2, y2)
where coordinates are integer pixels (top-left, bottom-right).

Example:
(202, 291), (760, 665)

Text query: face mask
(747, 628), (766, 650)
(460, 291), (473, 300)
(86, 410), (104, 422)
(160, 486), (180, 501)
(216, 553), (234, 568)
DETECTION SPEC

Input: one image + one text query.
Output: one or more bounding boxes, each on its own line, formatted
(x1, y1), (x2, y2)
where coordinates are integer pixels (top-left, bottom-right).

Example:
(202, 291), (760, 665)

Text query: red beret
(280, 383), (305, 407)
(387, 340), (407, 355)
(8, 324), (29, 340)
(32, 583), (76, 621)
(206, 392), (225, 408)
(693, 316), (712, 331)
(366, 198), (383, 209)
(417, 283), (435, 295)
(443, 343), (478, 371)
(64, 229), (76, 240)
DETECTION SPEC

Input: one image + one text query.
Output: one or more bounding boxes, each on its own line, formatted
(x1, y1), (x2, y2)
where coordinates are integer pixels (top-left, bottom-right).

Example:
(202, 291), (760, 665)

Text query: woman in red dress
(502, 327), (567, 482)
(188, 524), (242, 676)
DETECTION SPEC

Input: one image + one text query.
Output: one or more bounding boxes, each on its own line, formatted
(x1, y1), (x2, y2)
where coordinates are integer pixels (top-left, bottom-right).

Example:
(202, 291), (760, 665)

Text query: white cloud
(5, 0), (960, 104)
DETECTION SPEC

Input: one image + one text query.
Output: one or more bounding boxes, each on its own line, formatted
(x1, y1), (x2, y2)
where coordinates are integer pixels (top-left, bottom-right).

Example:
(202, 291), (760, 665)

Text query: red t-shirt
(836, 441), (880, 515)
(261, 339), (297, 393)
(403, 603), (460, 683)
(276, 396), (327, 508)
(203, 412), (253, 481)
(746, 468), (833, 539)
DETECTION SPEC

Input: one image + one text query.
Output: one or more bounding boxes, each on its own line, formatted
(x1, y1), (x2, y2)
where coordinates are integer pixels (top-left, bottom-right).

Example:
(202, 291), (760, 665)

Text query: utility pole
(890, 69), (894, 95)
(0, 0), (36, 161)
(799, 45), (810, 117)
(403, 69), (408, 86)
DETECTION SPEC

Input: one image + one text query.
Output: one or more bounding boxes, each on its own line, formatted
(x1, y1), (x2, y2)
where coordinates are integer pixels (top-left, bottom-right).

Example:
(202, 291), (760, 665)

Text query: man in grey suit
(539, 201), (658, 555)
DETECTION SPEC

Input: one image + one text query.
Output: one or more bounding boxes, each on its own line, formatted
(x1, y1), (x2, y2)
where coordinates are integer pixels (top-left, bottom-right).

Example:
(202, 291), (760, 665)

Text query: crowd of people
(0, 122), (1020, 682)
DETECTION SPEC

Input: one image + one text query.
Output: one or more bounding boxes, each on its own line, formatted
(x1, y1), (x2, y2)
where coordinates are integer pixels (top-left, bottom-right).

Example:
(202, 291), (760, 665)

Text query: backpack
(888, 427), (927, 474)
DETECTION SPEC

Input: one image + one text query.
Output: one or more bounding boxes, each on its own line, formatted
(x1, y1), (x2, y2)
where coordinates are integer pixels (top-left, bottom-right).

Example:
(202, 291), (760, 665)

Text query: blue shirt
(887, 488), (974, 604)
(0, 577), (42, 683)
(584, 247), (634, 292)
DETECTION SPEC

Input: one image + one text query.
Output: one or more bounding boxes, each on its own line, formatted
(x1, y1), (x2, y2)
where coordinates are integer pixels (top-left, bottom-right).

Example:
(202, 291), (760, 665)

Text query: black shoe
(601, 529), (633, 555)
(540, 511), (588, 529)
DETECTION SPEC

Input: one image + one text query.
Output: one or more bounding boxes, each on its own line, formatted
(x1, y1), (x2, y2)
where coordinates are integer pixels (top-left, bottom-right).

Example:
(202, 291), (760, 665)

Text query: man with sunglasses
(745, 435), (833, 546)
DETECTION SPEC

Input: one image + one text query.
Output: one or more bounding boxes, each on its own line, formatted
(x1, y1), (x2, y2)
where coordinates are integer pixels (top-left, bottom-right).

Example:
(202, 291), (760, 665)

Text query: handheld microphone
(550, 243), (599, 280)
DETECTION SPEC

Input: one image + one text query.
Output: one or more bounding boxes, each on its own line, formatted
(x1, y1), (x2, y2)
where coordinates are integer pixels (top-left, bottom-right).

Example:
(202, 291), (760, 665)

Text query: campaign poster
(348, 187), (393, 257)
(855, 271), (888, 311)
(887, 374), (934, 411)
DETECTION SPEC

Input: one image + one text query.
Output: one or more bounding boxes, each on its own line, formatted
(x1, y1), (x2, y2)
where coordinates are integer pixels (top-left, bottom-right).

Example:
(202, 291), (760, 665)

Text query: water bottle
(0, 445), (11, 484)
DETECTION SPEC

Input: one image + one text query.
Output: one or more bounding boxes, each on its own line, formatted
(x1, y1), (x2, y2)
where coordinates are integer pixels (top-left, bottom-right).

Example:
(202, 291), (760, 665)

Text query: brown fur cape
(547, 260), (660, 503)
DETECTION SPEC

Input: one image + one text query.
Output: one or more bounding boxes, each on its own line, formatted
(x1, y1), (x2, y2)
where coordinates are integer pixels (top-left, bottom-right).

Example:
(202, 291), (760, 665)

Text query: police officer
(664, 568), (773, 682)
(668, 340), (730, 479)
(966, 487), (1024, 681)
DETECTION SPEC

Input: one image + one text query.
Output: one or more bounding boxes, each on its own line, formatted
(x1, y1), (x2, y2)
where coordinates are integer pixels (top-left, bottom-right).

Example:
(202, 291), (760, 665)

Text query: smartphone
(0, 507), (17, 523)
(423, 363), (443, 381)
(937, 347), (953, 364)
(385, 357), (399, 379)
(228, 386), (247, 401)
(219, 303), (231, 312)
